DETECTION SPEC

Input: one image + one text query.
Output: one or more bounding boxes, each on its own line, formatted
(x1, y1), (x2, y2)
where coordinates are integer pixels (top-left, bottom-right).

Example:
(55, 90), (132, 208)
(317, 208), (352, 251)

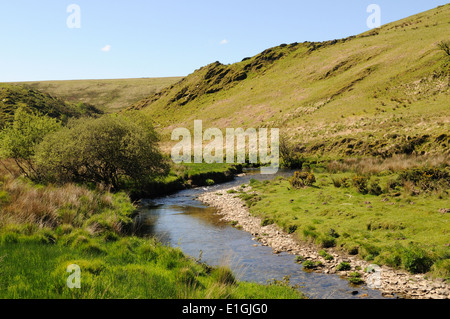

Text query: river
(135, 169), (392, 299)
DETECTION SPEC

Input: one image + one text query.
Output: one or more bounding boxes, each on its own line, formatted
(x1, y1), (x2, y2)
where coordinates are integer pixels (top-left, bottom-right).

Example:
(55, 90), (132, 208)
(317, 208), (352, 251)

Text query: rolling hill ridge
(5, 77), (183, 113)
(130, 4), (450, 157)
(0, 84), (102, 128)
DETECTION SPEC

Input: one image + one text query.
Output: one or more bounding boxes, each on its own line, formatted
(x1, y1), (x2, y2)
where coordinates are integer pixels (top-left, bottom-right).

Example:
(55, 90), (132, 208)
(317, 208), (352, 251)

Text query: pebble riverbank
(197, 186), (450, 299)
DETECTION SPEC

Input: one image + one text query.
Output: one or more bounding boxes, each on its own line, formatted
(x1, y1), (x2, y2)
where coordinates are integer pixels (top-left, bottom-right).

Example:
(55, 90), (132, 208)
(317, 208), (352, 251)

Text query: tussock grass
(0, 175), (125, 231)
(245, 170), (449, 280)
(0, 238), (305, 299)
(326, 155), (449, 175)
(0, 161), (304, 299)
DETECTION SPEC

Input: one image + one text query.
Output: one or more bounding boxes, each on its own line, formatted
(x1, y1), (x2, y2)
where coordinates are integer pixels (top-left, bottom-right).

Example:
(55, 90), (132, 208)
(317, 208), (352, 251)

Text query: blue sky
(0, 0), (448, 82)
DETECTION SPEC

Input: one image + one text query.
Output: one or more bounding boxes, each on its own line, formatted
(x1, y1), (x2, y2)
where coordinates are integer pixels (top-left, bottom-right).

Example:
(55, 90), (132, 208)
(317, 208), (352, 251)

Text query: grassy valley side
(7, 77), (183, 113)
(131, 5), (449, 158)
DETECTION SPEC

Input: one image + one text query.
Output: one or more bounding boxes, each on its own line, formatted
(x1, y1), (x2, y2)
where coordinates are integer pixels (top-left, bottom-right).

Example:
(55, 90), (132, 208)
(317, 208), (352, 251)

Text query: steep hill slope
(0, 84), (102, 128)
(131, 4), (450, 157)
(10, 77), (183, 113)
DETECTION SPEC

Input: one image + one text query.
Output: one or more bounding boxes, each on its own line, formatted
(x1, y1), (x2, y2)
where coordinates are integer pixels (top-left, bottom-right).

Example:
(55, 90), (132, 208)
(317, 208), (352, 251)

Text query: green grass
(7, 77), (183, 113)
(0, 169), (304, 299)
(0, 237), (304, 299)
(242, 171), (450, 280)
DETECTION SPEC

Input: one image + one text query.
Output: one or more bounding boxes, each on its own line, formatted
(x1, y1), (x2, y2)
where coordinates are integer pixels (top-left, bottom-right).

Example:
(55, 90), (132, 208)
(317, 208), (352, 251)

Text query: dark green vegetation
(7, 77), (183, 113)
(0, 108), (170, 191)
(0, 108), (62, 179)
(135, 162), (242, 199)
(238, 157), (449, 281)
(0, 84), (102, 129)
(347, 272), (365, 285)
(35, 113), (169, 190)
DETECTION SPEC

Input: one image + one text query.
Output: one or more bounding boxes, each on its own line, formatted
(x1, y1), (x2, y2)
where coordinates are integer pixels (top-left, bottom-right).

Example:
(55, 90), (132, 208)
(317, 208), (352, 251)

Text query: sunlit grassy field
(9, 77), (183, 113)
(237, 158), (449, 280)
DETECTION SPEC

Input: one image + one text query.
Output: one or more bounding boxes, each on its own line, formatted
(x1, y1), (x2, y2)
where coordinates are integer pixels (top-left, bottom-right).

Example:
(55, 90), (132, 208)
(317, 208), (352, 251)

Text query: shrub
(302, 260), (315, 269)
(336, 262), (351, 271)
(352, 175), (369, 194)
(438, 41), (450, 56)
(331, 177), (342, 188)
(316, 235), (336, 248)
(295, 256), (305, 263)
(319, 250), (334, 261)
(331, 176), (351, 188)
(261, 218), (274, 227)
(368, 181), (383, 196)
(35, 112), (169, 189)
(302, 226), (318, 240)
(348, 272), (365, 285)
(376, 250), (402, 269)
(286, 224), (298, 234)
(359, 243), (381, 259)
(345, 245), (359, 256)
(279, 136), (304, 169)
(302, 260), (323, 270)
(385, 179), (401, 192)
(289, 171), (316, 189)
(397, 167), (449, 191)
(402, 244), (434, 274)
(0, 107), (61, 178)
(430, 259), (450, 281)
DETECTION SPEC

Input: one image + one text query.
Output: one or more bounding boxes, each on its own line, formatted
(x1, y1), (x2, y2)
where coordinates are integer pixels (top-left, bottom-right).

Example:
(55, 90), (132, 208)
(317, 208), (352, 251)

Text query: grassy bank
(0, 163), (303, 299)
(236, 156), (449, 281)
(0, 238), (303, 299)
(130, 162), (243, 199)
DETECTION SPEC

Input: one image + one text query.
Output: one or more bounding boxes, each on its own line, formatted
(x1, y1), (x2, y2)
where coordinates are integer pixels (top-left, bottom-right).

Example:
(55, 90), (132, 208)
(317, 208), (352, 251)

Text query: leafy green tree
(35, 112), (169, 189)
(0, 107), (61, 177)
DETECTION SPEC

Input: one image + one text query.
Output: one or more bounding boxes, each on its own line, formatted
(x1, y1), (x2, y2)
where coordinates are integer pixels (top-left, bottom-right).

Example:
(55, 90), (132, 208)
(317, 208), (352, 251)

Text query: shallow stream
(136, 169), (391, 299)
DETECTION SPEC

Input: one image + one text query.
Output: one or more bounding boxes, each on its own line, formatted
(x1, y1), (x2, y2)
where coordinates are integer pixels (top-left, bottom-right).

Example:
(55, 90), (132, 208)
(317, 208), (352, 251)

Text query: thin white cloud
(220, 39), (228, 45)
(101, 45), (112, 52)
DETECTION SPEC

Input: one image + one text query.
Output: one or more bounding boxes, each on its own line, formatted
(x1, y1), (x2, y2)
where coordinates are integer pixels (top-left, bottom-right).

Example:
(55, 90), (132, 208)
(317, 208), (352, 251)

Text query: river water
(136, 169), (391, 299)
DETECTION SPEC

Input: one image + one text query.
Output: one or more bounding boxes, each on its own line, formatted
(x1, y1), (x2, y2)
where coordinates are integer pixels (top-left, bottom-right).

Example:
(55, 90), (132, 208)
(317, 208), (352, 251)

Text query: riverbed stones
(198, 186), (450, 300)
